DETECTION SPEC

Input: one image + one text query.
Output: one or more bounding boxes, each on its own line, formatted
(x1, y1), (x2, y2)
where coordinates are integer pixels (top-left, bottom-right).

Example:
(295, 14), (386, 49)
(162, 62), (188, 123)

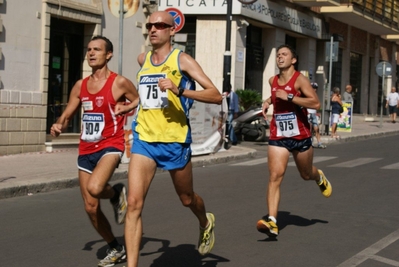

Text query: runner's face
(276, 47), (296, 69)
(147, 13), (175, 47)
(86, 39), (112, 68)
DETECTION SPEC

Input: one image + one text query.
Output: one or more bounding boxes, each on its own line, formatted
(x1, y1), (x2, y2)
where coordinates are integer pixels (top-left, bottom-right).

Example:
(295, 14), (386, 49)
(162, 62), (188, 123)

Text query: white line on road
(381, 162), (399, 170)
(287, 156), (337, 167)
(328, 158), (382, 168)
(230, 157), (267, 166)
(337, 228), (399, 267)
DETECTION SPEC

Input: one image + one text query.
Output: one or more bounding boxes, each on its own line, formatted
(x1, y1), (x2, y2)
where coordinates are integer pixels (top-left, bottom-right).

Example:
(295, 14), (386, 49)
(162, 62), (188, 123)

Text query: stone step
(45, 133), (80, 152)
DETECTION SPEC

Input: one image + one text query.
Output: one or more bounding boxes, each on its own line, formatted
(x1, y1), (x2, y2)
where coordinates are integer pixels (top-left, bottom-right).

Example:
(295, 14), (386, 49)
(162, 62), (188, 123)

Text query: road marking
(329, 158), (382, 168)
(381, 162), (399, 169)
(287, 156), (337, 166)
(231, 156), (398, 170)
(337, 228), (399, 267)
(230, 157), (267, 166)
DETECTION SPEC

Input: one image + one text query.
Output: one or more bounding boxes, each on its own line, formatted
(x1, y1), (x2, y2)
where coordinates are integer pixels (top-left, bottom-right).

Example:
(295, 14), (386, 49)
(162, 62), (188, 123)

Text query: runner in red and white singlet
(256, 45), (332, 239)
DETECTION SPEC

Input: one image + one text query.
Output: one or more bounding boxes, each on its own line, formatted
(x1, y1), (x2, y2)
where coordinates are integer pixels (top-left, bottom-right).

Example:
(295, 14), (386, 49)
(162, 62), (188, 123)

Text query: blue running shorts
(131, 133), (191, 170)
(77, 147), (123, 173)
(268, 137), (312, 153)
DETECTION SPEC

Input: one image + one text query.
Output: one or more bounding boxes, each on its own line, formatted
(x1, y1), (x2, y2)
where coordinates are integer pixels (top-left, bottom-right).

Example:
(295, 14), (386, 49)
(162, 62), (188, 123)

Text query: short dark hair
(277, 44), (298, 60)
(91, 35), (113, 53)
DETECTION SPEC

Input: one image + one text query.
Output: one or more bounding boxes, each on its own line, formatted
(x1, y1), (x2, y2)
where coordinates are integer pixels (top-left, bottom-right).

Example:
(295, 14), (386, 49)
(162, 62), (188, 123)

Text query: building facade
(0, 0), (154, 155)
(161, 0), (399, 120)
(1, 0), (399, 155)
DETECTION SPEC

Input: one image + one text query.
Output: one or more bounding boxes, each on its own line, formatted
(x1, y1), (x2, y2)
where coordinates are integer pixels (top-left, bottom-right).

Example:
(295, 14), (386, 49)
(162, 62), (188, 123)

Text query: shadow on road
(140, 236), (229, 267)
(257, 211), (328, 242)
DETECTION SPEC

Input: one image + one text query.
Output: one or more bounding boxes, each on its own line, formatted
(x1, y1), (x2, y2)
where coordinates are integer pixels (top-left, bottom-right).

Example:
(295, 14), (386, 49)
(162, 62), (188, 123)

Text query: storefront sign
(159, 0), (231, 13)
(240, 1), (322, 39)
(159, 0), (322, 39)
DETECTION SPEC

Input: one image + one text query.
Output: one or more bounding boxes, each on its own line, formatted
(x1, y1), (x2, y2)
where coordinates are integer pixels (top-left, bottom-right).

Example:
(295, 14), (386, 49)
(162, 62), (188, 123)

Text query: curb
(0, 146), (257, 200)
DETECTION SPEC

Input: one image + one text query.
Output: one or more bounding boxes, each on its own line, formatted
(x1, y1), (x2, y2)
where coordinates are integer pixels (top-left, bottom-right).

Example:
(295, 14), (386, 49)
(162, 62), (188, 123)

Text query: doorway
(245, 25), (263, 93)
(46, 18), (84, 133)
(350, 52), (362, 113)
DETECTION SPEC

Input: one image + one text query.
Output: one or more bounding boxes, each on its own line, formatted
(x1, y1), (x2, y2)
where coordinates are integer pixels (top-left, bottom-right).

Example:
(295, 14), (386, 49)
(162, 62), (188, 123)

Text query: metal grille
(346, 0), (399, 26)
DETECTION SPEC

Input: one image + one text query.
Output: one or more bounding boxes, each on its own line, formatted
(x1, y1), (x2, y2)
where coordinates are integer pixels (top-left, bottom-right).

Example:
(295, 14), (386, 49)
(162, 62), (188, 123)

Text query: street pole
(322, 35), (334, 135)
(379, 61), (386, 128)
(118, 0), (124, 75)
(221, 0), (232, 149)
(223, 0), (232, 93)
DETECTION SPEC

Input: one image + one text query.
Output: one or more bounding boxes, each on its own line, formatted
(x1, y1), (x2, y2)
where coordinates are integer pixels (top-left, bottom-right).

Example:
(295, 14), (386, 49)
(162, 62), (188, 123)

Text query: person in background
(308, 82), (326, 149)
(50, 35), (139, 267)
(256, 44), (332, 238)
(225, 83), (240, 145)
(342, 84), (353, 102)
(124, 11), (223, 267)
(385, 87), (399, 123)
(331, 87), (343, 139)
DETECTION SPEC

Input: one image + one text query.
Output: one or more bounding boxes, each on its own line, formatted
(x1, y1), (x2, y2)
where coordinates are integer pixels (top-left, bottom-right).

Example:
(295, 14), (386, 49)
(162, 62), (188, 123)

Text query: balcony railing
(342, 0), (399, 26)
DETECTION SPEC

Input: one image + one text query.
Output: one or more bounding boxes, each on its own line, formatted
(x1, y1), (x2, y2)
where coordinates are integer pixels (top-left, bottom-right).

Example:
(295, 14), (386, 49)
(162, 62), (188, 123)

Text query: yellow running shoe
(256, 219), (278, 237)
(317, 169), (332, 197)
(198, 212), (215, 255)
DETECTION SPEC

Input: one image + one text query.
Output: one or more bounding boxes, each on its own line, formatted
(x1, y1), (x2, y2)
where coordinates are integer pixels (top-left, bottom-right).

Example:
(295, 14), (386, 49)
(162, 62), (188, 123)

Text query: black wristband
(177, 87), (184, 97)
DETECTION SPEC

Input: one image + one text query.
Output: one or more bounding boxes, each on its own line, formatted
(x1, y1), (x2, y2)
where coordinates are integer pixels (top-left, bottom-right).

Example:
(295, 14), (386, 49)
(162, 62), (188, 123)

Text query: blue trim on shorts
(268, 137), (312, 152)
(77, 147), (123, 173)
(131, 131), (191, 170)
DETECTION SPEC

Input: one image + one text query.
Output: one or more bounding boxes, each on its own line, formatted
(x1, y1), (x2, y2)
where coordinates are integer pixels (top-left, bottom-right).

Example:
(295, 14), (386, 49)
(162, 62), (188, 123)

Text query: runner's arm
(50, 80), (82, 137)
(177, 53), (222, 104)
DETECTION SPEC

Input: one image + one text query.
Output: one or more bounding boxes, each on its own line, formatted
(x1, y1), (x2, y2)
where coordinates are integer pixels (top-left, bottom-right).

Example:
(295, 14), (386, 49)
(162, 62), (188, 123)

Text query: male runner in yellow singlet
(124, 11), (223, 267)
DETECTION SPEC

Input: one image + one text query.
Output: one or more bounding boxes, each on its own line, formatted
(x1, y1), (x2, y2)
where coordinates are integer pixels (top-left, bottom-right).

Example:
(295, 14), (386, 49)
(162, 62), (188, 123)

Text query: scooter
(232, 106), (269, 142)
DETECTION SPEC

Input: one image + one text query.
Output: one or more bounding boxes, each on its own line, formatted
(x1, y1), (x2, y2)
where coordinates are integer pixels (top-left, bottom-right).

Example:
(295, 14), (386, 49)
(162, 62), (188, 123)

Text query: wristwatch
(287, 93), (294, 102)
(177, 87), (185, 97)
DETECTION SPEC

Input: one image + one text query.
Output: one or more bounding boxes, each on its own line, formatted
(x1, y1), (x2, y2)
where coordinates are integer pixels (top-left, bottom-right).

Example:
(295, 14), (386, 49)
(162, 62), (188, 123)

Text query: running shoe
(256, 218), (278, 237)
(98, 246), (126, 267)
(198, 212), (215, 255)
(312, 143), (326, 149)
(110, 183), (127, 224)
(317, 169), (332, 197)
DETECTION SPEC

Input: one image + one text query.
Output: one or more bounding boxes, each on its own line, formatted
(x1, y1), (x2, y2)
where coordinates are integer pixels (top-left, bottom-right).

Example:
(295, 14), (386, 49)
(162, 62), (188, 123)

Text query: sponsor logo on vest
(275, 113), (295, 120)
(82, 114), (103, 121)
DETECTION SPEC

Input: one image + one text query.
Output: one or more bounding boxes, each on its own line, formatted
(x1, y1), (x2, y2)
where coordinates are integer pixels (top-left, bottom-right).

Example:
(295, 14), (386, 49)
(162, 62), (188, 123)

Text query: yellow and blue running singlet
(133, 48), (195, 144)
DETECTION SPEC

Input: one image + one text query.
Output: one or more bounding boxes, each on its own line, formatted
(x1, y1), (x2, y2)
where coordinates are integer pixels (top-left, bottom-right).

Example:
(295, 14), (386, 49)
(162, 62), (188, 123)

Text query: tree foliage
(235, 89), (263, 111)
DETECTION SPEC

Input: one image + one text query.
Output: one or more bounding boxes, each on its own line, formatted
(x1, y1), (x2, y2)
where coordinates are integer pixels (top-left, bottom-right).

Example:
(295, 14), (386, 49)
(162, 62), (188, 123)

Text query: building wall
(0, 0), (46, 155)
(196, 16), (226, 92)
(0, 0), (147, 155)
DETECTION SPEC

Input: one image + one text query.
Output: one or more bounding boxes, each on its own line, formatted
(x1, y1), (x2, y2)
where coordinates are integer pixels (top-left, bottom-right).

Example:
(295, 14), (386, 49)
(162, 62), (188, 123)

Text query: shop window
(350, 52), (363, 113)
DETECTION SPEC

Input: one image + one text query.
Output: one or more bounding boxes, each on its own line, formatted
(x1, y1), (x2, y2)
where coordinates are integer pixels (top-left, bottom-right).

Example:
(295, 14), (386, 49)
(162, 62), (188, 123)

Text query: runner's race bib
(81, 113), (105, 142)
(138, 73), (168, 109)
(275, 112), (300, 137)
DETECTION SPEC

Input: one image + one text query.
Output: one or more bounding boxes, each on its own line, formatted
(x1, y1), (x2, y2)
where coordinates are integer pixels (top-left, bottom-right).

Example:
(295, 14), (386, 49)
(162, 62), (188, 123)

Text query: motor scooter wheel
(243, 124), (266, 142)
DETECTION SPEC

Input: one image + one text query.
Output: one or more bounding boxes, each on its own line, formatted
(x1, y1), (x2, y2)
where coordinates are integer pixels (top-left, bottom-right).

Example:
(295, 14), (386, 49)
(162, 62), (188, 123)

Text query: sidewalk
(0, 114), (398, 199)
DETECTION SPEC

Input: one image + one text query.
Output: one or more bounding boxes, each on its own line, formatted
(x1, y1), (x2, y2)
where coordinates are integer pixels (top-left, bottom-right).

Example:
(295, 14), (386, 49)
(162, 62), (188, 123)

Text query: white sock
(318, 174), (323, 184)
(200, 221), (210, 230)
(268, 216), (277, 224)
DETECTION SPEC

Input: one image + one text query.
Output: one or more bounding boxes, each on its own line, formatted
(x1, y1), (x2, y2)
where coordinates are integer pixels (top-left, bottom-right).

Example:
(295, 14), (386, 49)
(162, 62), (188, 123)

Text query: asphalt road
(0, 136), (398, 267)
